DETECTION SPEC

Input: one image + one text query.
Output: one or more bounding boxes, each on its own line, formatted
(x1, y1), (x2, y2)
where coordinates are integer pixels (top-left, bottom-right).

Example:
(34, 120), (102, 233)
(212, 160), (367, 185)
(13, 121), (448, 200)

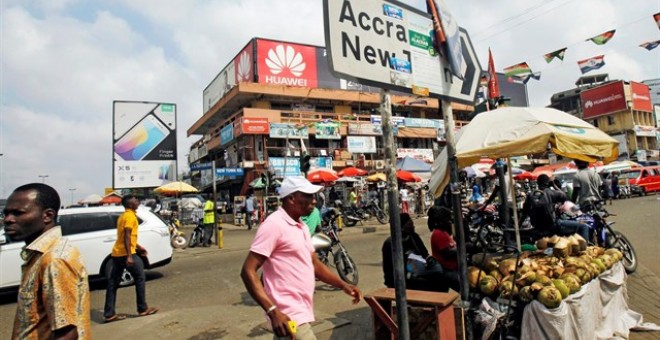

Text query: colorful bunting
(577, 55), (605, 74)
(503, 62), (532, 77)
(544, 48), (567, 63)
(655, 13), (660, 30)
(519, 72), (542, 84)
(487, 48), (500, 99)
(640, 40), (660, 51)
(587, 30), (616, 45)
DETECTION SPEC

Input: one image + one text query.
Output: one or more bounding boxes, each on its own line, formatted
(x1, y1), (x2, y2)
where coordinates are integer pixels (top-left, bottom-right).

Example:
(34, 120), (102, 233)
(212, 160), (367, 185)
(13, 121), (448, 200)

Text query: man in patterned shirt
(4, 183), (90, 339)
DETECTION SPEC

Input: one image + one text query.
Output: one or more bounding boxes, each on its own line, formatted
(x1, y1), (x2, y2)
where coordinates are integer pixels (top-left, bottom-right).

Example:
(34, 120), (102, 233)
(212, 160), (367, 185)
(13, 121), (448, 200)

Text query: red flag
(488, 48), (500, 99)
(655, 13), (660, 30)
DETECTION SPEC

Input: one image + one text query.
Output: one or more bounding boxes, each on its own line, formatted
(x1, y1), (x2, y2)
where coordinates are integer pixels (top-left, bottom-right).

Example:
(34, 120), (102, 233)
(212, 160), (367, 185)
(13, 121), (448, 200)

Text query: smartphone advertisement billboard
(580, 81), (627, 119)
(113, 101), (177, 189)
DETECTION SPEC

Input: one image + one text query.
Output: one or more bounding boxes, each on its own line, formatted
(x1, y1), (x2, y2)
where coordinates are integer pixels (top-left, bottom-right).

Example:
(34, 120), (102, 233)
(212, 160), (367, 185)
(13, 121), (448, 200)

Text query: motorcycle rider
(521, 174), (589, 241)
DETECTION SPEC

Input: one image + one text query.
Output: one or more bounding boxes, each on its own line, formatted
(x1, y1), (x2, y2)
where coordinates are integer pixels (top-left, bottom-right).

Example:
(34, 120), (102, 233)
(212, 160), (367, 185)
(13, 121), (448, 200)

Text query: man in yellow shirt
(4, 183), (91, 339)
(202, 197), (215, 246)
(103, 194), (158, 322)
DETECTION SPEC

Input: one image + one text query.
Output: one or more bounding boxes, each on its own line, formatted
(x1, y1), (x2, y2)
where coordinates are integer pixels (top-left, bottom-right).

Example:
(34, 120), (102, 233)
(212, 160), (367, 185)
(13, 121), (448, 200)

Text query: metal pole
(496, 160), (510, 226)
(212, 153), (220, 248)
(69, 188), (76, 206)
(380, 89), (409, 340)
(507, 157), (522, 251)
(442, 100), (472, 339)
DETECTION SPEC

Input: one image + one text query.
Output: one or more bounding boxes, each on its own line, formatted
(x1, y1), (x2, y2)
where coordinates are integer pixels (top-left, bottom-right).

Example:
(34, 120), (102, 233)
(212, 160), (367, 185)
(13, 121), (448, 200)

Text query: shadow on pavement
(235, 291), (259, 307)
(326, 306), (373, 340)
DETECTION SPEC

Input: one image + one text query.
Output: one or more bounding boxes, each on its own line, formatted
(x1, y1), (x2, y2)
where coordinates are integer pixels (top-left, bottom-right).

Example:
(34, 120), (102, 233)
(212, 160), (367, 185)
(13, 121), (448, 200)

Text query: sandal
(138, 307), (159, 316)
(104, 314), (127, 323)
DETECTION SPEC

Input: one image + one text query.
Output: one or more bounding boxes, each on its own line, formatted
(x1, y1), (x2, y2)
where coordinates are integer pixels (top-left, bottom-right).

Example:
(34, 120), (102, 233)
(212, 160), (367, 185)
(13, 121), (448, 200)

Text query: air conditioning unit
(375, 160), (385, 169)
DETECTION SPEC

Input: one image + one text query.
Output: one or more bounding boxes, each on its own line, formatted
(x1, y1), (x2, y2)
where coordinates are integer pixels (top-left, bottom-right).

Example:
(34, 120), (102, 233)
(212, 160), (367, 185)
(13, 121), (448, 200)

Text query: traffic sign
(323, 0), (482, 105)
(190, 162), (212, 171)
(215, 167), (244, 177)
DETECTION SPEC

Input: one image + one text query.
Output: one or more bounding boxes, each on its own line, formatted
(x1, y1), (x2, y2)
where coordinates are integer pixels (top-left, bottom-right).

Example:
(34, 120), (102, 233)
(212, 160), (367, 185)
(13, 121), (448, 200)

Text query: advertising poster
(396, 148), (434, 163)
(268, 157), (301, 177)
(347, 136), (377, 153)
(269, 123), (309, 139)
(113, 101), (177, 189)
(348, 123), (382, 136)
(630, 82), (653, 112)
(240, 117), (270, 134)
(256, 39), (318, 88)
(315, 122), (341, 139)
(221, 124), (234, 145)
(580, 81), (627, 119)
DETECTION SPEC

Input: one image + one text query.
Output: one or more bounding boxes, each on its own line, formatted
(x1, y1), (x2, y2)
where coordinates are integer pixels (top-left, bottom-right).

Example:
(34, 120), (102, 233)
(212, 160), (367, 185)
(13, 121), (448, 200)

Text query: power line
(472, 0), (563, 38)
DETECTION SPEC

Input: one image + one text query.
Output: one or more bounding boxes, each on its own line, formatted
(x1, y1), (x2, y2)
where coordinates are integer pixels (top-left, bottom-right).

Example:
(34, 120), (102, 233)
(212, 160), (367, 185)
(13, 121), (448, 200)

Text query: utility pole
(380, 89), (409, 340)
(69, 188), (76, 206)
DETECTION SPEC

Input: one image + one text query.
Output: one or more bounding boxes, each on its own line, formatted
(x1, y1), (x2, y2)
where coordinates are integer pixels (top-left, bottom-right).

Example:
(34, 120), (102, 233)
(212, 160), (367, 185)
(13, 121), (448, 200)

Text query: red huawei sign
(630, 82), (652, 112)
(256, 40), (318, 88)
(580, 81), (627, 119)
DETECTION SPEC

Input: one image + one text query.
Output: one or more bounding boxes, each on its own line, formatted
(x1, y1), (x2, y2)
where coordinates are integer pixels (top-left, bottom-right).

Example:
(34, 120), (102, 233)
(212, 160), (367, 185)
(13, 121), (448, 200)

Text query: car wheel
(104, 257), (142, 287)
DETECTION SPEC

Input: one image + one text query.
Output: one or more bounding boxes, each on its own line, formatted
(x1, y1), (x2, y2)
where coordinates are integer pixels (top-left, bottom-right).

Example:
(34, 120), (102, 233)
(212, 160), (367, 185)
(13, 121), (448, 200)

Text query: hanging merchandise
(577, 55), (605, 74)
(543, 47), (567, 63)
(586, 29), (616, 45)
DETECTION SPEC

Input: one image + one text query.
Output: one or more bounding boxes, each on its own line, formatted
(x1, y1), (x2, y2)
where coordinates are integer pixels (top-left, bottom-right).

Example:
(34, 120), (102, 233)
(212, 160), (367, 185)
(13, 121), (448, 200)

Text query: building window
(592, 119), (599, 127)
(607, 115), (615, 125)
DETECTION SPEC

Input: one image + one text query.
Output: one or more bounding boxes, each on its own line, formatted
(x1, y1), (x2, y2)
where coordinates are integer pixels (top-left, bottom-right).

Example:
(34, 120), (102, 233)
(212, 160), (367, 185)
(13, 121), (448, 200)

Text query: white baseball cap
(278, 176), (324, 198)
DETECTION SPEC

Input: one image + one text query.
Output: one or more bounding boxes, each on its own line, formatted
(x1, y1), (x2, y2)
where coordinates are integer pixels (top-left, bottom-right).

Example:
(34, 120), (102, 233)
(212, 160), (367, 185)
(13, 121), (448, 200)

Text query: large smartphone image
(114, 113), (170, 161)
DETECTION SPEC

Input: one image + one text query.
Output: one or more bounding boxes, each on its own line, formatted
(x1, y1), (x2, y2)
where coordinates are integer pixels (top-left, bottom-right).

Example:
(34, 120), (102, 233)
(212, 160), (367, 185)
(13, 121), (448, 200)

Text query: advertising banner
(396, 148), (434, 163)
(113, 101), (177, 189)
(315, 121), (341, 139)
(580, 81), (627, 119)
(234, 41), (254, 84)
(310, 157), (333, 170)
(268, 157), (301, 177)
(347, 136), (377, 153)
(221, 124), (234, 145)
(257, 39), (318, 88)
(348, 123), (382, 135)
(370, 115), (406, 126)
(240, 117), (270, 134)
(403, 117), (442, 128)
(631, 82), (653, 112)
(634, 125), (657, 137)
(269, 123), (309, 139)
(203, 62), (236, 114)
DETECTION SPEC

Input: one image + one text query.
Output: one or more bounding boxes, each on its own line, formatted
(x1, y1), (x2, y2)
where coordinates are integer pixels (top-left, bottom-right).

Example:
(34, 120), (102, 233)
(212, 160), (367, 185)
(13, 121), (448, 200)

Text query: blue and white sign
(404, 117), (442, 128)
(268, 157), (301, 177)
(347, 136), (377, 153)
(220, 124), (234, 145)
(216, 167), (244, 177)
(190, 162), (212, 171)
(370, 115), (406, 126)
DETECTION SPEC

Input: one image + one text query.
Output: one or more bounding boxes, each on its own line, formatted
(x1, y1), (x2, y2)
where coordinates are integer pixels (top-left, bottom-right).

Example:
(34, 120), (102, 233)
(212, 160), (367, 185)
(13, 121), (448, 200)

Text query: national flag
(487, 48), (500, 99)
(503, 62), (532, 77)
(655, 13), (660, 30)
(586, 30), (616, 45)
(544, 48), (567, 63)
(577, 55), (605, 74)
(519, 72), (541, 84)
(640, 40), (660, 51)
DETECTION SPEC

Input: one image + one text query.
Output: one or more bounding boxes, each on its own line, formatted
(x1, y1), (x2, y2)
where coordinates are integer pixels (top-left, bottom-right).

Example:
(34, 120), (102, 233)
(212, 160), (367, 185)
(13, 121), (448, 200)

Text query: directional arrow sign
(323, 0), (482, 105)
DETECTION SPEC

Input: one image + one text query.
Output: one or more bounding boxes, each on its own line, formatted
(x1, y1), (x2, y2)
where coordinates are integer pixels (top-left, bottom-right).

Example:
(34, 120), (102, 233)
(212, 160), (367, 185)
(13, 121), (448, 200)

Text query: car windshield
(622, 170), (641, 179)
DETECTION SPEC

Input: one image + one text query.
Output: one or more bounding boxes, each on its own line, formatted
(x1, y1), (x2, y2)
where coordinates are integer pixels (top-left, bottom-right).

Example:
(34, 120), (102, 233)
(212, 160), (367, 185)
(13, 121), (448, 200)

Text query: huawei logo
(237, 50), (251, 82)
(265, 45), (306, 77)
(585, 101), (593, 108)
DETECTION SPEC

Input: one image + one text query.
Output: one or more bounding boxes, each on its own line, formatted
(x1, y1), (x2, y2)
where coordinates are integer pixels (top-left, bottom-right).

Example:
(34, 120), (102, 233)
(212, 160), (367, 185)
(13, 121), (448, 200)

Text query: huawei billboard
(630, 81), (652, 112)
(580, 81), (627, 119)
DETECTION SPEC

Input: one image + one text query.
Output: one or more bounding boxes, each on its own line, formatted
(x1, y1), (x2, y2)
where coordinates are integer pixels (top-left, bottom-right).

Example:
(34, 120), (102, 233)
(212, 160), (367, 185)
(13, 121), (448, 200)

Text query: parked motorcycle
(166, 216), (188, 249)
(363, 198), (388, 224)
(312, 208), (359, 285)
(187, 222), (206, 248)
(335, 200), (367, 227)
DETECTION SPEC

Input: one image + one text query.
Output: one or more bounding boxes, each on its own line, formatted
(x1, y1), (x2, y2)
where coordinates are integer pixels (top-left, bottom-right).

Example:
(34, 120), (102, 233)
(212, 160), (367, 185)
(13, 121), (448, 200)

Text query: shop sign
(215, 167), (244, 176)
(396, 148), (434, 163)
(348, 123), (382, 135)
(220, 124), (234, 145)
(347, 136), (377, 153)
(256, 39), (318, 88)
(241, 117), (270, 134)
(370, 115), (405, 126)
(631, 82), (653, 112)
(269, 123), (309, 139)
(580, 81), (627, 119)
(315, 121), (341, 139)
(268, 157), (301, 177)
(404, 117), (442, 128)
(634, 125), (656, 137)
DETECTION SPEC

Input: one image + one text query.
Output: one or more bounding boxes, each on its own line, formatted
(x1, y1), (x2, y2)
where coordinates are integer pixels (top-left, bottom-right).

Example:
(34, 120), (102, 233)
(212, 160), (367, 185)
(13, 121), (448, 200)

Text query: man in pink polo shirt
(241, 176), (361, 339)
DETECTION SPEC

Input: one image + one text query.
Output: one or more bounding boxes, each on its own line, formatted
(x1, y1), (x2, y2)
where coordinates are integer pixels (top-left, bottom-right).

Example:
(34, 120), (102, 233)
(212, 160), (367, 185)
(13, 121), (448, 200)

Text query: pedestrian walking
(241, 176), (361, 339)
(571, 159), (603, 208)
(202, 196), (215, 246)
(104, 194), (158, 322)
(4, 183), (91, 339)
(245, 192), (256, 230)
(399, 187), (409, 213)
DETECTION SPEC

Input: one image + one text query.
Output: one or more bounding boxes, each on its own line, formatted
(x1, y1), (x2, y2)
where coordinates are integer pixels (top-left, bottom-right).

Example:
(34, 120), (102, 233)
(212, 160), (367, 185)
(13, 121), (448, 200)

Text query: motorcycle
(166, 216), (188, 249)
(336, 200), (368, 227)
(363, 198), (388, 224)
(312, 208), (359, 285)
(569, 201), (638, 273)
(187, 222), (207, 248)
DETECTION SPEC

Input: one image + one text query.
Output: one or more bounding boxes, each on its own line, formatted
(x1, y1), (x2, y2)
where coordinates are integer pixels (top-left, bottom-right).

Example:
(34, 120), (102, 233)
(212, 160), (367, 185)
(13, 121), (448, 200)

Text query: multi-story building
(549, 75), (658, 161)
(187, 38), (475, 199)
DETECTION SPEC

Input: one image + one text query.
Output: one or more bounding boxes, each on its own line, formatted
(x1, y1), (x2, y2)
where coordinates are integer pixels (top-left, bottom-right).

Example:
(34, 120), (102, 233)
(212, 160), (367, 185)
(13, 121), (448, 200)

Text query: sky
(1, 0), (658, 201)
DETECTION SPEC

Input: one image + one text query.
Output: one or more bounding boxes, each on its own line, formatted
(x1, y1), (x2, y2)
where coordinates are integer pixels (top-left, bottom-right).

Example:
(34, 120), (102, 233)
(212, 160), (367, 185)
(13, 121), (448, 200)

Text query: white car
(0, 205), (172, 290)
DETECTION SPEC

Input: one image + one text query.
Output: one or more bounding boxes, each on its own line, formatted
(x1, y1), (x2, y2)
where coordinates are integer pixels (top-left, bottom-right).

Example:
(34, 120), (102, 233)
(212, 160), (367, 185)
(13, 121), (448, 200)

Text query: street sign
(215, 167), (244, 177)
(323, 0), (482, 105)
(190, 162), (212, 171)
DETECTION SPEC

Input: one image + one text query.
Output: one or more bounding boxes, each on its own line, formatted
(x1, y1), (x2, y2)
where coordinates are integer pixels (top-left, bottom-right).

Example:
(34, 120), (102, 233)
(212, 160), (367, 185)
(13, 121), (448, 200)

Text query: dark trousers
(246, 211), (254, 229)
(557, 219), (590, 242)
(202, 223), (214, 245)
(104, 255), (147, 318)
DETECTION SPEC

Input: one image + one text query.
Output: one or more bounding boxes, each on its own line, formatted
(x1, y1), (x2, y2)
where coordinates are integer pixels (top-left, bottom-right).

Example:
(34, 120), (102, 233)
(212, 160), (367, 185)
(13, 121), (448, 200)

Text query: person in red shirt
(428, 206), (460, 291)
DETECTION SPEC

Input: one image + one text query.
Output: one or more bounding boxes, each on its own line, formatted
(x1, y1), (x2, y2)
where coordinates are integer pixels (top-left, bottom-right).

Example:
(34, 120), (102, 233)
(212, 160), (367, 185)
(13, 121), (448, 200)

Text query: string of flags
(496, 12), (660, 82)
